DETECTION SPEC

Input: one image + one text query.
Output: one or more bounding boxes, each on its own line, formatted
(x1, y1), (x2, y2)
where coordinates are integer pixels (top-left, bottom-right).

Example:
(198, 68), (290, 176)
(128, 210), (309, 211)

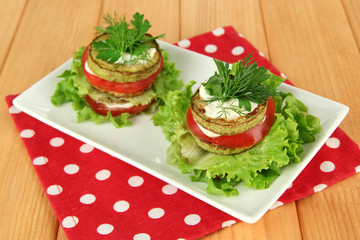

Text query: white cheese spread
(114, 48), (157, 65)
(193, 117), (221, 138)
(199, 84), (258, 120)
(100, 101), (134, 109)
(85, 60), (97, 76)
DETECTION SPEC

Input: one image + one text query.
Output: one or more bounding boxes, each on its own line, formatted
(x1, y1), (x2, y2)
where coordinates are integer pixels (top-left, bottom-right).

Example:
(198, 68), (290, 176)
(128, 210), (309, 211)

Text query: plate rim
(13, 41), (349, 223)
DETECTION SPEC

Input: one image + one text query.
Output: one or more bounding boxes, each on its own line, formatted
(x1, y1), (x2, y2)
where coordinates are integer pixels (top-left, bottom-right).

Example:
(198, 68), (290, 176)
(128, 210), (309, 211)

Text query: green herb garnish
(203, 55), (275, 116)
(92, 12), (164, 64)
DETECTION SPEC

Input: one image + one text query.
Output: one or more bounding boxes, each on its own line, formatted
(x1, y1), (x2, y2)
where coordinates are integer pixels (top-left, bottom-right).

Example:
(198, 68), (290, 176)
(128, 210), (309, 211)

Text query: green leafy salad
(152, 57), (321, 197)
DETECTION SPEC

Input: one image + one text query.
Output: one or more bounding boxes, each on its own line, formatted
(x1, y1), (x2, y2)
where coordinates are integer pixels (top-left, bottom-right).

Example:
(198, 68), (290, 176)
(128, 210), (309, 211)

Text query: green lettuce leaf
(51, 46), (183, 128)
(152, 70), (322, 197)
(152, 81), (195, 141)
(262, 70), (285, 90)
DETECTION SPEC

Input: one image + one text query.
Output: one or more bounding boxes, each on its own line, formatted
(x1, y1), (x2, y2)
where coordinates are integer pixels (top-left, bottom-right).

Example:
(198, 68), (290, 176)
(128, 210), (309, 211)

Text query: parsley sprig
(202, 55), (274, 115)
(92, 12), (164, 64)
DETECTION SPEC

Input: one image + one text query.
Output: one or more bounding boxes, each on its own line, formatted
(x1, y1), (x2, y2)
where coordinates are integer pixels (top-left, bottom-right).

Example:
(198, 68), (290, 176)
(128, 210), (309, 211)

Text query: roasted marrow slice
(87, 34), (162, 83)
(187, 89), (276, 155)
(190, 89), (268, 135)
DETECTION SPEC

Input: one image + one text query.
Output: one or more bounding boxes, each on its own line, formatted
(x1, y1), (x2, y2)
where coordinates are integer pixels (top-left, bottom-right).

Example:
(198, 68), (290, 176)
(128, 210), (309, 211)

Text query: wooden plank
(0, 1), (102, 94)
(180, 0), (269, 56)
(56, 226), (68, 240)
(101, 0), (180, 43)
(261, 0), (360, 239)
(342, 0), (360, 49)
(0, 0), (27, 71)
(200, 203), (302, 240)
(297, 174), (360, 240)
(261, 0), (360, 143)
(0, 0), (102, 239)
(180, 1), (302, 239)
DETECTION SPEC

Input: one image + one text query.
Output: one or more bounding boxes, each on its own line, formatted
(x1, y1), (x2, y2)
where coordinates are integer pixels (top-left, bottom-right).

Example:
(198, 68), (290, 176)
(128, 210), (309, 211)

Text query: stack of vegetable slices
(51, 12), (183, 128)
(152, 57), (321, 197)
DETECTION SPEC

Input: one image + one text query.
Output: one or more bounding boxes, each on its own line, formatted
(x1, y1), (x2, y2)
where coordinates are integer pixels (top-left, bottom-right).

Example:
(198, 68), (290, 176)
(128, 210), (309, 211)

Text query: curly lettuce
(152, 72), (321, 197)
(51, 47), (182, 128)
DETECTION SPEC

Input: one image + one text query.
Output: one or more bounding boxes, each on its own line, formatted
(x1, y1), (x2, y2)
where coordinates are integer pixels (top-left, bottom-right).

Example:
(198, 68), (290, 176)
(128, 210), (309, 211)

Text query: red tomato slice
(186, 98), (276, 149)
(84, 95), (155, 116)
(82, 45), (163, 94)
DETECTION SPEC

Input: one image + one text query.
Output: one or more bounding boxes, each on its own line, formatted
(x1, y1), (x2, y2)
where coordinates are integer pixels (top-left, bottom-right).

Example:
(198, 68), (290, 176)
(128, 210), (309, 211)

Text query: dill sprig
(215, 101), (254, 120)
(92, 12), (164, 64)
(202, 55), (275, 114)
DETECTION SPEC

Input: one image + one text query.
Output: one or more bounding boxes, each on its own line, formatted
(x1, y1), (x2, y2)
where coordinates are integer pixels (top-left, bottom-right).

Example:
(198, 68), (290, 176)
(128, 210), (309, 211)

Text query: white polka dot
(231, 46), (245, 55)
(326, 137), (340, 149)
(162, 184), (178, 195)
(134, 233), (151, 240)
(270, 201), (284, 210)
(9, 105), (21, 114)
(20, 129), (35, 138)
(205, 44), (217, 53)
(64, 164), (79, 175)
(177, 39), (191, 48)
(184, 214), (201, 226)
(314, 184), (327, 192)
(320, 161), (335, 172)
(62, 216), (79, 228)
(177, 239), (185, 240)
(287, 182), (293, 189)
(148, 208), (165, 219)
(50, 137), (64, 147)
(97, 224), (114, 235)
(128, 176), (144, 187)
(239, 33), (244, 38)
(80, 194), (96, 204)
(212, 27), (225, 36)
(47, 184), (63, 195)
(113, 200), (130, 212)
(281, 72), (287, 79)
(95, 169), (111, 181)
(356, 165), (360, 173)
(80, 143), (94, 153)
(33, 156), (48, 165)
(222, 220), (236, 228)
(259, 51), (265, 57)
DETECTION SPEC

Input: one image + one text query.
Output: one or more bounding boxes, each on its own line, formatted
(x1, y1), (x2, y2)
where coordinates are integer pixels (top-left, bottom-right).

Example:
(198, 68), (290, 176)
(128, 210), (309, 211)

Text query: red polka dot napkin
(6, 26), (360, 240)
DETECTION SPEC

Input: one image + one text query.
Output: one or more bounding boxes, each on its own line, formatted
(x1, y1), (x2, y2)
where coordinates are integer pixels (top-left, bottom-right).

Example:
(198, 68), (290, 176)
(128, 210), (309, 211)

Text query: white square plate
(13, 41), (349, 223)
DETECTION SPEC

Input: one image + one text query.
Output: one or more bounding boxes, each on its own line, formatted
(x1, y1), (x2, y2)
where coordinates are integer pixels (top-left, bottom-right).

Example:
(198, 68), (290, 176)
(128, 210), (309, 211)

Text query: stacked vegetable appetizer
(187, 57), (276, 155)
(152, 57), (321, 197)
(51, 12), (183, 127)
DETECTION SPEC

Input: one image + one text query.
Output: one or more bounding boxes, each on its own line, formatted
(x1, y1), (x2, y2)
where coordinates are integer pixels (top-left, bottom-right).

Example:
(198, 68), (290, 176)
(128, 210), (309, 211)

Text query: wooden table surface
(1, 0), (359, 239)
